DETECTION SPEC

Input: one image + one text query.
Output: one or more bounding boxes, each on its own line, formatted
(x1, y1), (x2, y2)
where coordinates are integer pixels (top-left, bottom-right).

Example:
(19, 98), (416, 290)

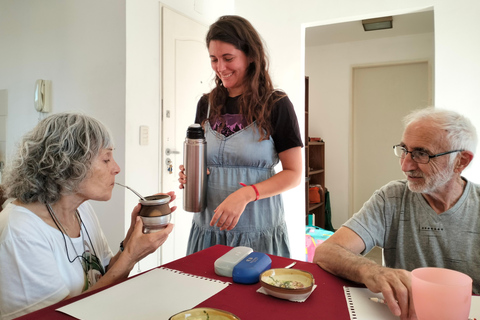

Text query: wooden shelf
(308, 169), (324, 176)
(304, 76), (327, 228)
(308, 202), (324, 211)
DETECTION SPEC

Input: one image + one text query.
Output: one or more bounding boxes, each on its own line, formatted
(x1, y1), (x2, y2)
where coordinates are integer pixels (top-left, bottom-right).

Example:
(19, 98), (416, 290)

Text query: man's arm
(313, 227), (414, 320)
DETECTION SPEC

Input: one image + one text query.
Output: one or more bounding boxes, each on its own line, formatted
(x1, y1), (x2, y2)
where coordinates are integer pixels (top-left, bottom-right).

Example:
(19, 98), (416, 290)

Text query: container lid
(214, 246), (253, 277)
(139, 194), (171, 206)
(186, 124), (204, 139)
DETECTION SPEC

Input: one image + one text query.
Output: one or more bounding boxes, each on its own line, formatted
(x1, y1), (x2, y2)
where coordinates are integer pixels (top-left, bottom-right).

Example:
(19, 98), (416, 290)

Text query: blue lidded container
(232, 252), (272, 284)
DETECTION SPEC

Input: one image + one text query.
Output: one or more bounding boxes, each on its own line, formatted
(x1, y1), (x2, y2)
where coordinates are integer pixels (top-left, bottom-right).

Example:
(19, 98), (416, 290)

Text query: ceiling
(306, 10), (434, 47)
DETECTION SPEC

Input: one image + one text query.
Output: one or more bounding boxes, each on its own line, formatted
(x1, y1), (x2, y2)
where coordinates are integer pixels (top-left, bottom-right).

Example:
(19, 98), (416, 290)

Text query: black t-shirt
(194, 92), (304, 154)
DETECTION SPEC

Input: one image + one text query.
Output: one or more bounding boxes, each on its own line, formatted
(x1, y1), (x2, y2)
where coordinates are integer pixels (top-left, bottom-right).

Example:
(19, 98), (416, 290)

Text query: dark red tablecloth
(15, 245), (356, 320)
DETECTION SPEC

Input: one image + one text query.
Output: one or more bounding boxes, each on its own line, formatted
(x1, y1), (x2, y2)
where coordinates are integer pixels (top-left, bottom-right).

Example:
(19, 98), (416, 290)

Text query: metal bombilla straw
(115, 182), (147, 201)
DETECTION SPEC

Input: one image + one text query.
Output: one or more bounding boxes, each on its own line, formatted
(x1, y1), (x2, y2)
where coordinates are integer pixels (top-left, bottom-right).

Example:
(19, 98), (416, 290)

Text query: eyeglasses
(392, 145), (464, 164)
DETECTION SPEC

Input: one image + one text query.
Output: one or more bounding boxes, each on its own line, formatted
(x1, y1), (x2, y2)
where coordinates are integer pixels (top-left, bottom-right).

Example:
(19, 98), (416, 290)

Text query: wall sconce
(362, 16), (393, 31)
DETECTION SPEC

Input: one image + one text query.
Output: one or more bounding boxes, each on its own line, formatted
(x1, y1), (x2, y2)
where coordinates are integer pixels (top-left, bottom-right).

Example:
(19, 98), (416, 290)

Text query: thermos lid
(186, 124), (205, 139)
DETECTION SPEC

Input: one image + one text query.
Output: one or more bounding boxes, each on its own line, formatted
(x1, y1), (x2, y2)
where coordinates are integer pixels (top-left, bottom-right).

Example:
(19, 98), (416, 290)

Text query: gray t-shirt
(344, 178), (480, 294)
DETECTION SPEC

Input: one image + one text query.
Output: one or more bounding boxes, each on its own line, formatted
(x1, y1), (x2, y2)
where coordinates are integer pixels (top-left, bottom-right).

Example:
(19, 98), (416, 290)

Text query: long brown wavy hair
(206, 15), (285, 140)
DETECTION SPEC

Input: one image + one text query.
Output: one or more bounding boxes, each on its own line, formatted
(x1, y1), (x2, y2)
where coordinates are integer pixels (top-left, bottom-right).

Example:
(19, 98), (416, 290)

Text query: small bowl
(140, 214), (171, 233)
(169, 307), (241, 320)
(260, 268), (314, 300)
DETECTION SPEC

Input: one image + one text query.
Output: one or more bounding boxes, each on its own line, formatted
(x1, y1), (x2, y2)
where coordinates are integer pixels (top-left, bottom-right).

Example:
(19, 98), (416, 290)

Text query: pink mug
(412, 267), (472, 320)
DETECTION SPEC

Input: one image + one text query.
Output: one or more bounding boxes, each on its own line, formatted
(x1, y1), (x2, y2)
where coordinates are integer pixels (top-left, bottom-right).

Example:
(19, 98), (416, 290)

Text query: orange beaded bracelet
(239, 183), (260, 201)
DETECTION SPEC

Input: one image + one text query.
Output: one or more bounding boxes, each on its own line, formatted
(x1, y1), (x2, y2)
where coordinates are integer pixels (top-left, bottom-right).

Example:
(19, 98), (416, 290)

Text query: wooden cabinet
(305, 76), (326, 228)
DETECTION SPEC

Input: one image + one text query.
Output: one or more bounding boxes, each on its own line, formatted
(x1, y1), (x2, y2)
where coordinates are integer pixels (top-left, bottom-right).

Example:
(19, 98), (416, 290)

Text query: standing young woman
(179, 15), (303, 257)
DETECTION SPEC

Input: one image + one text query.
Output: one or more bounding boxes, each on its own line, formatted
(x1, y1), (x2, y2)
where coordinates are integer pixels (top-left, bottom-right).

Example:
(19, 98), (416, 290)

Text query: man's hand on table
(361, 265), (417, 320)
(314, 228), (417, 320)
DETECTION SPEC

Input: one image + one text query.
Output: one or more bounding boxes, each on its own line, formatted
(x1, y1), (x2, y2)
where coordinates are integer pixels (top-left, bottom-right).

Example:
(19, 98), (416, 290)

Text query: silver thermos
(183, 124), (207, 212)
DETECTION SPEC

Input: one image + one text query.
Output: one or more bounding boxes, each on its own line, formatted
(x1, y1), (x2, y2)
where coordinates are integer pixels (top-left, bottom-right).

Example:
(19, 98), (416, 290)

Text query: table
(16, 245), (357, 319)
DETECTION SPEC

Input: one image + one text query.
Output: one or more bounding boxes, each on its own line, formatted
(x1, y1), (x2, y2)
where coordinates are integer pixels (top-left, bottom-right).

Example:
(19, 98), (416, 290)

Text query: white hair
(403, 107), (477, 162)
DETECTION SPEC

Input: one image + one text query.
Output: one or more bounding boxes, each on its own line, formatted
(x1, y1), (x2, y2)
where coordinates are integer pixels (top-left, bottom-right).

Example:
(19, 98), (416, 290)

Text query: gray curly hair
(2, 112), (114, 204)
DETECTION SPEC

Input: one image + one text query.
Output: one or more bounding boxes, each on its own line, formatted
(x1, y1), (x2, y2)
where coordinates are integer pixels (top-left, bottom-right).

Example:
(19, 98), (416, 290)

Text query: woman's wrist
(239, 183), (259, 201)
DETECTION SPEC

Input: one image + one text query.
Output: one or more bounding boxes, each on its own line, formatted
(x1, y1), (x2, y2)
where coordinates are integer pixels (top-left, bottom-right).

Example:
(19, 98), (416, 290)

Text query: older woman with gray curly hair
(0, 113), (175, 319)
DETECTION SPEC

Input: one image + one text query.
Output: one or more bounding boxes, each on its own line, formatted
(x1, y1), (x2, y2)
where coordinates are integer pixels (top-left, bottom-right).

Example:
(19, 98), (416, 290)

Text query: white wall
(234, 0), (480, 241)
(306, 33), (434, 228)
(434, 0), (480, 173)
(0, 90), (7, 183)
(0, 0), (127, 247)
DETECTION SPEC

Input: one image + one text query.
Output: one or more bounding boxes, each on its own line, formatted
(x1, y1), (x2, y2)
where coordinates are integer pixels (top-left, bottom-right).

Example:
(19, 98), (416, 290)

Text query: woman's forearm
(84, 251), (136, 293)
(253, 168), (302, 200)
(252, 146), (302, 200)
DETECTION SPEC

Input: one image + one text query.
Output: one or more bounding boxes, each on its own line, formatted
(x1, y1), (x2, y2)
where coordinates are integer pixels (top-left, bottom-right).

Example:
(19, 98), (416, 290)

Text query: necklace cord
(46, 204), (99, 272)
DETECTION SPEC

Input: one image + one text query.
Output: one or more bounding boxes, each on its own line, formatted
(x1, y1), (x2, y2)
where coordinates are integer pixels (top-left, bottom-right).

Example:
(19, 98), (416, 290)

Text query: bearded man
(314, 107), (478, 320)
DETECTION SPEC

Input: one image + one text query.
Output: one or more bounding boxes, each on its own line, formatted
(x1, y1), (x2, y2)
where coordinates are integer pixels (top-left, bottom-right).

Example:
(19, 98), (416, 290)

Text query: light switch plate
(139, 126), (149, 146)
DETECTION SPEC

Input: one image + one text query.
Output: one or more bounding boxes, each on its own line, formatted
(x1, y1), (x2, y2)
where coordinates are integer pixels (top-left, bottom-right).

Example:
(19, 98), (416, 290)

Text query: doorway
(160, 7), (213, 264)
(305, 9), (434, 227)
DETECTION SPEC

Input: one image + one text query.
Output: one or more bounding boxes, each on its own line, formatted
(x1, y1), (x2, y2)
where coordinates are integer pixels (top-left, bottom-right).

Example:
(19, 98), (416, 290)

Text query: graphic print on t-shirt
(81, 240), (105, 291)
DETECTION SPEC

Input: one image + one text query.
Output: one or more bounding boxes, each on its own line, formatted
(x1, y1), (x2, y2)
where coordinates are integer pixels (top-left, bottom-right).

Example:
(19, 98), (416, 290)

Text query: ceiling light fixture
(362, 16), (393, 31)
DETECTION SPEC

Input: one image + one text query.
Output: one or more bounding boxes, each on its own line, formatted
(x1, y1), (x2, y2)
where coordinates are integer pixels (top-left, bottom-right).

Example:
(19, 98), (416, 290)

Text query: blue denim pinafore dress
(186, 121), (291, 257)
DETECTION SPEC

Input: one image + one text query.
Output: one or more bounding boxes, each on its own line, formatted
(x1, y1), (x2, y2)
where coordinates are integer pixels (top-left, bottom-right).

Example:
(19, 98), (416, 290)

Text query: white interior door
(352, 62), (431, 216)
(161, 7), (212, 264)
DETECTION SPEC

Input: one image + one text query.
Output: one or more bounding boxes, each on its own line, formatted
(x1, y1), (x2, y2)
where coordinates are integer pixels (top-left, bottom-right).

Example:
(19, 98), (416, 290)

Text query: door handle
(165, 148), (180, 156)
